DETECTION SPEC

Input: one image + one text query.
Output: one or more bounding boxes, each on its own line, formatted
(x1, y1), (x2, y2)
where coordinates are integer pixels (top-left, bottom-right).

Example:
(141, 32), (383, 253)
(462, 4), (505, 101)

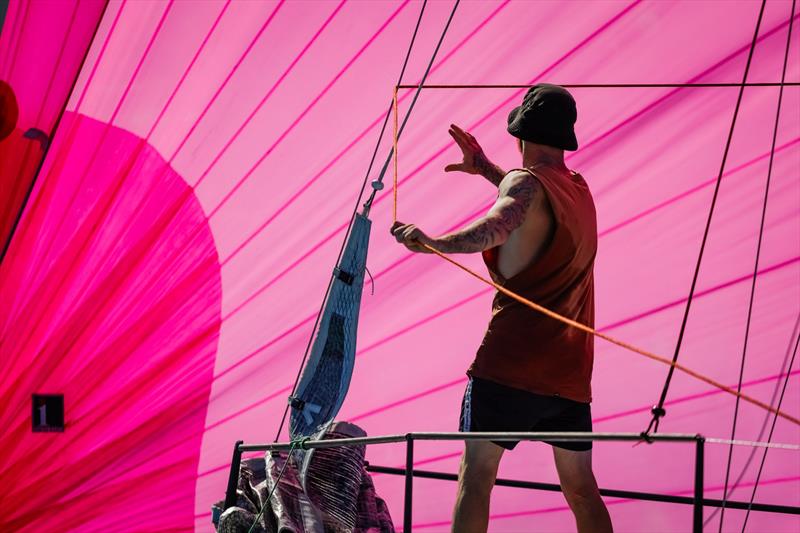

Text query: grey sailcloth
(289, 213), (371, 480)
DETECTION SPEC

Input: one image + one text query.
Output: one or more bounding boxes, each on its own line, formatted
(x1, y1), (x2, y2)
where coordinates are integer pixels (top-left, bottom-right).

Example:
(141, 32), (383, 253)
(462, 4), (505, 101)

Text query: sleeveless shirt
(467, 164), (597, 403)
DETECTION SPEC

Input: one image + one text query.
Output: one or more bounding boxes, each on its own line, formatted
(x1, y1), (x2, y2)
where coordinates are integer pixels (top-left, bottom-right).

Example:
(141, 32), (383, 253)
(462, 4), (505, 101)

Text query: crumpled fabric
(301, 422), (367, 531)
(213, 422), (394, 533)
(215, 457), (276, 533)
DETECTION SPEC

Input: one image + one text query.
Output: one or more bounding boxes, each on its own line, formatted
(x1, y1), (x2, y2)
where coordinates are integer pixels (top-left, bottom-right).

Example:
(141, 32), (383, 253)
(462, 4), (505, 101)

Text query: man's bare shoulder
(498, 169), (543, 202)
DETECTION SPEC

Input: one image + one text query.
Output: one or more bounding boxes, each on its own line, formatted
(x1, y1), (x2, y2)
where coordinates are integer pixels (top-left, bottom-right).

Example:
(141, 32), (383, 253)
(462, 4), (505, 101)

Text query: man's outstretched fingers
(452, 124), (476, 145)
(450, 125), (467, 145)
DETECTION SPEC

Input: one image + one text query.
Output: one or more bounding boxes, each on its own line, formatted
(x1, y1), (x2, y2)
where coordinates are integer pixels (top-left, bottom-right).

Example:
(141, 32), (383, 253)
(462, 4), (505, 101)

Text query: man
(391, 84), (612, 533)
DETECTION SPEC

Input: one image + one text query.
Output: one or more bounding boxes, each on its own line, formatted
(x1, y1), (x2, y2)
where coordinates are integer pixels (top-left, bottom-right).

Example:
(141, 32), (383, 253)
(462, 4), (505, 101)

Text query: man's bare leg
(553, 446), (613, 533)
(451, 440), (505, 533)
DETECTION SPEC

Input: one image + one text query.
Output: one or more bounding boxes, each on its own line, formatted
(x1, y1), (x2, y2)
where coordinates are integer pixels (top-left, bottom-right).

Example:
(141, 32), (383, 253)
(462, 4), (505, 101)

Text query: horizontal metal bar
(239, 432), (700, 452)
(365, 465), (800, 516)
(240, 434), (406, 452)
(396, 82), (800, 89)
(706, 437), (800, 450)
(410, 431), (699, 443)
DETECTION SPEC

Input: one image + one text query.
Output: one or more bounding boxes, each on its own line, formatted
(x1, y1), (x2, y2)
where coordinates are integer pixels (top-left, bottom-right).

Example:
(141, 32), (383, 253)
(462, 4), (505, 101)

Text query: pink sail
(0, 0), (106, 257)
(0, 1), (798, 531)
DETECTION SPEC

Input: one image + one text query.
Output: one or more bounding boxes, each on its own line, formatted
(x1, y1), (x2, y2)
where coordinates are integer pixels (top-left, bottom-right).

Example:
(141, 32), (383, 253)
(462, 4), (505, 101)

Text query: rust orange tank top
(467, 164), (597, 403)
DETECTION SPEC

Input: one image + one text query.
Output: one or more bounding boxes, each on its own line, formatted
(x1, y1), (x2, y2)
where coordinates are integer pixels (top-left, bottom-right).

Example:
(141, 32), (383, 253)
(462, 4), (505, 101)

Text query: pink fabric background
(0, 0), (106, 256)
(1, 1), (798, 531)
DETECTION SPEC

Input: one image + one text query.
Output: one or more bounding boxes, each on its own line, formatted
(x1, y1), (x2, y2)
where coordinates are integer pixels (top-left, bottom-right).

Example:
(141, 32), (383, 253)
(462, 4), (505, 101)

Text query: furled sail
(288, 212), (372, 479)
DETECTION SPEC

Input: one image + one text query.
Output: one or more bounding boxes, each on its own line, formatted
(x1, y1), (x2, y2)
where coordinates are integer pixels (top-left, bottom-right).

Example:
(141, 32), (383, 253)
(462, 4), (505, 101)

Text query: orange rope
(389, 92), (798, 426)
(419, 243), (799, 426)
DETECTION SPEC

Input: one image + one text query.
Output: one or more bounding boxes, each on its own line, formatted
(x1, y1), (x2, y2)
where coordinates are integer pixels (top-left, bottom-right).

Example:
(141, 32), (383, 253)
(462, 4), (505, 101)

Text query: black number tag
(32, 394), (64, 432)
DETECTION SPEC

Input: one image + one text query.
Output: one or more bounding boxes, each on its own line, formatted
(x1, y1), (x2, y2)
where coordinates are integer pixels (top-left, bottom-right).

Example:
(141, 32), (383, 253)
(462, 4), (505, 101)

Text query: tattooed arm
(473, 151), (506, 187)
(391, 171), (540, 254)
(435, 171), (539, 253)
(445, 124), (506, 187)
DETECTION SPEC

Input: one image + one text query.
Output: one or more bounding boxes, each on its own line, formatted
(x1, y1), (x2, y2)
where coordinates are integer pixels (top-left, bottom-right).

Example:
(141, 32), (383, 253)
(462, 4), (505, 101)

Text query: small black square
(32, 394), (64, 432)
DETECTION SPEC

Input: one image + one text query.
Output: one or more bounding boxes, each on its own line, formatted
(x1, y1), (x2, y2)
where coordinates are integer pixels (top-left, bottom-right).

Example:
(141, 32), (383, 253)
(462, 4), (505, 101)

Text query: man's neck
(522, 143), (568, 173)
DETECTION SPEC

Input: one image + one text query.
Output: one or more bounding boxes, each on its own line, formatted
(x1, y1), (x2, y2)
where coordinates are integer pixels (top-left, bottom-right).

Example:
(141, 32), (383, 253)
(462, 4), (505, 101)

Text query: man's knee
(459, 443), (503, 493)
(460, 460), (496, 492)
(553, 448), (600, 503)
(561, 479), (601, 508)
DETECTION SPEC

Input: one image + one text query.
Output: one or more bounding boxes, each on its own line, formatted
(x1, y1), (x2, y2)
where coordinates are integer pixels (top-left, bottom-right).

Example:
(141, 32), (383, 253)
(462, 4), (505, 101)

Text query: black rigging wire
(702, 314), (800, 528)
(644, 0), (768, 436)
(264, 6), (462, 526)
(741, 329), (800, 531)
(718, 1), (796, 529)
(362, 0), (462, 208)
(273, 0), (463, 443)
(272, 0), (429, 443)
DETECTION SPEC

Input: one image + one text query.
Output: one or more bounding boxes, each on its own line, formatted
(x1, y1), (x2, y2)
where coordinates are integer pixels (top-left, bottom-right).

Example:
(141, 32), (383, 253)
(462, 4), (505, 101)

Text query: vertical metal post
(224, 440), (244, 510)
(404, 434), (414, 532)
(693, 435), (705, 533)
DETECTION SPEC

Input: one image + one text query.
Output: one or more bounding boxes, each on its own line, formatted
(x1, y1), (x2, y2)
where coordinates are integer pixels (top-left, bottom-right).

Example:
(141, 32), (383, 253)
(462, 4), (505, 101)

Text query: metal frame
(223, 432), (800, 532)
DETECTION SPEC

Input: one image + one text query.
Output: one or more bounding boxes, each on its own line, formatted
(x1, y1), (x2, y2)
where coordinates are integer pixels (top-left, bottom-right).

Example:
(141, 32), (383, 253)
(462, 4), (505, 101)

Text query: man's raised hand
(445, 124), (485, 175)
(445, 124), (506, 186)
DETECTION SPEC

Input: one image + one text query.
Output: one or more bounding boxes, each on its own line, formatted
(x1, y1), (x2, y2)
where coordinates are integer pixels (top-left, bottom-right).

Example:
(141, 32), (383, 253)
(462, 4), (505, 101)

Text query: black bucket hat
(507, 83), (578, 151)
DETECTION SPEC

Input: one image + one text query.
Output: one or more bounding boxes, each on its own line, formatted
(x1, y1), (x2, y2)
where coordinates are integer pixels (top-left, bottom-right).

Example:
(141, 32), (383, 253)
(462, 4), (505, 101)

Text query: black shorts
(459, 376), (592, 451)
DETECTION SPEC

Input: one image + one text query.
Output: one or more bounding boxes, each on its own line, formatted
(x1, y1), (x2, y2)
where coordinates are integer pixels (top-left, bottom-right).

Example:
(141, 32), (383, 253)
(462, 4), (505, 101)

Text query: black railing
(224, 432), (800, 532)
